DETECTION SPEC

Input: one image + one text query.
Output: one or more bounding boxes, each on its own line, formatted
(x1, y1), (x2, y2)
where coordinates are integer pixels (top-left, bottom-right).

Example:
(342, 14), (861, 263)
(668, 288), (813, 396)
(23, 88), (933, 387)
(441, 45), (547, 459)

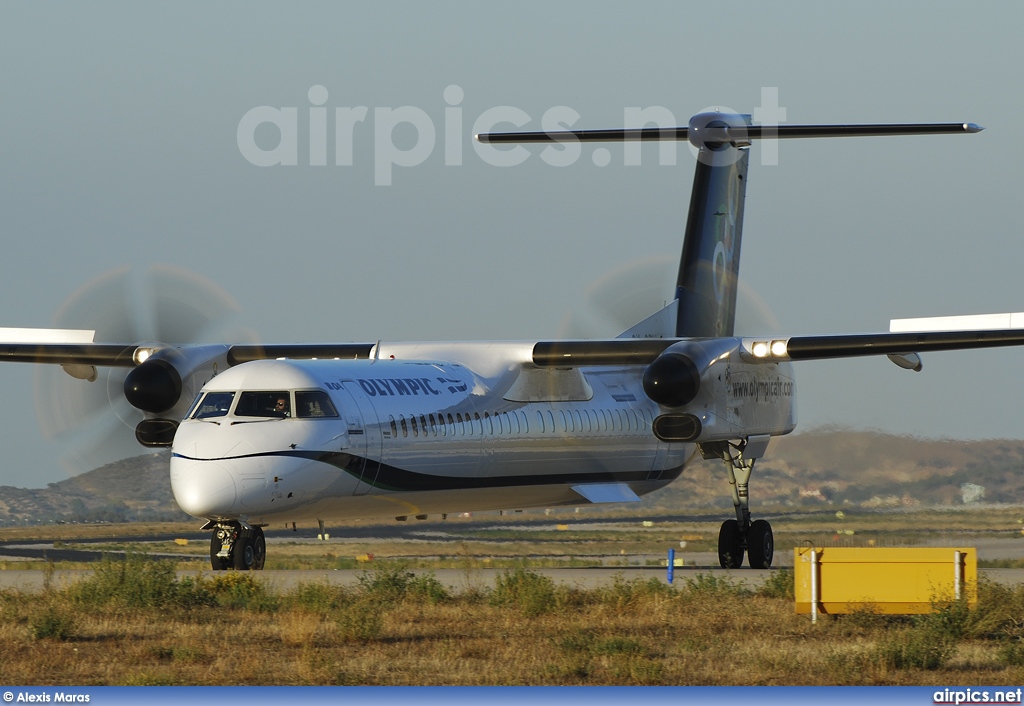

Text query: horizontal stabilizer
(571, 483), (641, 504)
(477, 122), (982, 144)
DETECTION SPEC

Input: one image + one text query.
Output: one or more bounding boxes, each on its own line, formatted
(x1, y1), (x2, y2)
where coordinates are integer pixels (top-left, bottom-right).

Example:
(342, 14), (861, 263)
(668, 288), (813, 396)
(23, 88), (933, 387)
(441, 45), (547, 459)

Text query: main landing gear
(207, 521), (266, 570)
(699, 436), (774, 569)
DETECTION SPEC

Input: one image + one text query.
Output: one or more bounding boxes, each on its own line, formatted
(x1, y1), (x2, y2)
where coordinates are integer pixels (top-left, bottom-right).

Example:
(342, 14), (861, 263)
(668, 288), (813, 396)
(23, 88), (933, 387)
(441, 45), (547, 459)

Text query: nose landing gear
(208, 522), (266, 570)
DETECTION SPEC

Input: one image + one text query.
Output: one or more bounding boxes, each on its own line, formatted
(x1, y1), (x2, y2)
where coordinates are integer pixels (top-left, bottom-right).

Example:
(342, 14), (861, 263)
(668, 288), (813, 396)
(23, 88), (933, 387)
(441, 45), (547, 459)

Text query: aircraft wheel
(232, 531), (257, 570)
(251, 526), (266, 570)
(210, 531), (229, 571)
(747, 519), (774, 569)
(718, 519), (744, 569)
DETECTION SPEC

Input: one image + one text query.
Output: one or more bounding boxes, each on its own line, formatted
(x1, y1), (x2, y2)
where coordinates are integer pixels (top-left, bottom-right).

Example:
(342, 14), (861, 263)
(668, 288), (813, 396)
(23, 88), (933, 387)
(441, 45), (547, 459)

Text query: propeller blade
(33, 265), (249, 473)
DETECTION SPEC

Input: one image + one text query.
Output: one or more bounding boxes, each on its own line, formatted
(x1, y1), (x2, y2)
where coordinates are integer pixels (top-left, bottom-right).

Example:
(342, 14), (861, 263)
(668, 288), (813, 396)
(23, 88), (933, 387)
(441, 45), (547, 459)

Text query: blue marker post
(667, 548), (675, 584)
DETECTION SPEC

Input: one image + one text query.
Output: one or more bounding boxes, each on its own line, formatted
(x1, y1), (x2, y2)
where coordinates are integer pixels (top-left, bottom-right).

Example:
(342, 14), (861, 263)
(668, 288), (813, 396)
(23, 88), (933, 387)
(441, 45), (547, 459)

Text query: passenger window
(193, 392), (234, 419)
(410, 416), (419, 437)
(473, 412), (483, 435)
(296, 391), (339, 418)
(236, 391), (290, 418)
(400, 416), (408, 437)
(389, 416), (398, 437)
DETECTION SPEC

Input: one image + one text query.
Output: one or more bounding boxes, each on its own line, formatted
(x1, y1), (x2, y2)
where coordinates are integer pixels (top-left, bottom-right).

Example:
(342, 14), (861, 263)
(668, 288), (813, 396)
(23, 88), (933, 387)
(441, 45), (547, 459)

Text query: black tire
(252, 526), (266, 571)
(718, 519), (744, 568)
(232, 530), (257, 570)
(210, 532), (229, 571)
(747, 519), (774, 569)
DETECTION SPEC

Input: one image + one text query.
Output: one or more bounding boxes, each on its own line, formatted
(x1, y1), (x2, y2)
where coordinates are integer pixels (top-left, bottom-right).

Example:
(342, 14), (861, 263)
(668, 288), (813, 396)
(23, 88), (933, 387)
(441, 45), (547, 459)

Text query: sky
(2, 1), (1024, 489)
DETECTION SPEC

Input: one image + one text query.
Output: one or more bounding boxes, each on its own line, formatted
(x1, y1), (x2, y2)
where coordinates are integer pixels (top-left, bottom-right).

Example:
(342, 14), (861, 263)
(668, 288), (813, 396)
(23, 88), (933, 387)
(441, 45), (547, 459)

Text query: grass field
(2, 556), (1024, 685)
(3, 507), (1024, 685)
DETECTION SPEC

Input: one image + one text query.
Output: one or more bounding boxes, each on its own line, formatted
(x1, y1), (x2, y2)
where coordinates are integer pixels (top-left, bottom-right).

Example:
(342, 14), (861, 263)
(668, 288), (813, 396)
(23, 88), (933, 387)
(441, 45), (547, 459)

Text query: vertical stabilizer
(675, 112), (750, 338)
(474, 116), (979, 341)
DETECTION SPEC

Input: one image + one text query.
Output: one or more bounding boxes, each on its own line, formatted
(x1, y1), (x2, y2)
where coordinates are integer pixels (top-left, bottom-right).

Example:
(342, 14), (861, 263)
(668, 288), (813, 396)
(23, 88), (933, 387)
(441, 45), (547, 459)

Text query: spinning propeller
(560, 255), (779, 339)
(33, 265), (250, 472)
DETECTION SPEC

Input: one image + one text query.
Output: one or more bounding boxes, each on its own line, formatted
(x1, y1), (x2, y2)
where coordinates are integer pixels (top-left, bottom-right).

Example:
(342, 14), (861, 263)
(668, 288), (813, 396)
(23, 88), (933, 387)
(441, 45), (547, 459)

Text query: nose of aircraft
(170, 457), (238, 518)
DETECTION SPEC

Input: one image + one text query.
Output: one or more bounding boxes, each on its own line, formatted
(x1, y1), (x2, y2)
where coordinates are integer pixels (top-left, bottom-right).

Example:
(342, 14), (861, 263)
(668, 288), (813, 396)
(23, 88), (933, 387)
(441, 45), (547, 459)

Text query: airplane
(3, 110), (1023, 572)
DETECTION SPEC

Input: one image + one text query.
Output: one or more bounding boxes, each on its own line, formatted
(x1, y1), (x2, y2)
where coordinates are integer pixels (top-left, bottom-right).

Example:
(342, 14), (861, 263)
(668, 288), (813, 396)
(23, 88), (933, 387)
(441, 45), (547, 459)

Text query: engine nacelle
(124, 358), (181, 414)
(647, 338), (797, 444)
(123, 344), (232, 445)
(642, 353), (700, 407)
(642, 338), (739, 408)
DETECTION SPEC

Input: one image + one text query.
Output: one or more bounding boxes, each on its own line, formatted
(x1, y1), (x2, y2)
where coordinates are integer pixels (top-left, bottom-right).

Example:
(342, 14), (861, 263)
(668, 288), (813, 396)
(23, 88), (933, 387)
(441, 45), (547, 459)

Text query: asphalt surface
(4, 517), (1024, 591)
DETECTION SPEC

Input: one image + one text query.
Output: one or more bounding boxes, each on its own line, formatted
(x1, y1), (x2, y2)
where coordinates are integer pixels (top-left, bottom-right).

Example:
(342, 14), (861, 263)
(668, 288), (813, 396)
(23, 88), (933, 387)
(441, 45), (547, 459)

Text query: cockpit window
(184, 394), (204, 420)
(192, 392), (235, 419)
(296, 390), (339, 418)
(235, 391), (291, 418)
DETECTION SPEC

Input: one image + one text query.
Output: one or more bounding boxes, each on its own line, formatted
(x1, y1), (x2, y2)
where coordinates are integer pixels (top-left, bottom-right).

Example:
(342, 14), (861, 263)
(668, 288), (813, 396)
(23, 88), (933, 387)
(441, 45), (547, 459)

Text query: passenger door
(339, 381), (383, 496)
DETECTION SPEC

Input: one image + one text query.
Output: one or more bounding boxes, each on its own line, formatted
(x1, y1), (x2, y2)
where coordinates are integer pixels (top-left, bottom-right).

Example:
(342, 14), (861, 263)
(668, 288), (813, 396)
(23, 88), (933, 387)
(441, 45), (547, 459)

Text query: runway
(3, 518), (1024, 591)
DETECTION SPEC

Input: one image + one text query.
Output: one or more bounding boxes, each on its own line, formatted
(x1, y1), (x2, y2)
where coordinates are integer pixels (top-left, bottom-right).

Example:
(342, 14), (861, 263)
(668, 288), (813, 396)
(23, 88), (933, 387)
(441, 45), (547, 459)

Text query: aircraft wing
(531, 325), (1024, 367)
(0, 338), (377, 366)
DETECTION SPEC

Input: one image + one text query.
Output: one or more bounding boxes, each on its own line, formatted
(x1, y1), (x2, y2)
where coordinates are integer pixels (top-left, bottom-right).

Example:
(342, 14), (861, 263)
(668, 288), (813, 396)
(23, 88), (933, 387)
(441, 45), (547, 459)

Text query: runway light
(770, 340), (788, 357)
(751, 341), (769, 358)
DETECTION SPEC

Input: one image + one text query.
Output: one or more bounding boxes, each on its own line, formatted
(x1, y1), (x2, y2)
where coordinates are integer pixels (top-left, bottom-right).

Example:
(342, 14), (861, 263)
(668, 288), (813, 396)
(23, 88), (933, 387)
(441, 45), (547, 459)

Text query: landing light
(133, 347), (156, 365)
(751, 342), (769, 358)
(770, 340), (788, 357)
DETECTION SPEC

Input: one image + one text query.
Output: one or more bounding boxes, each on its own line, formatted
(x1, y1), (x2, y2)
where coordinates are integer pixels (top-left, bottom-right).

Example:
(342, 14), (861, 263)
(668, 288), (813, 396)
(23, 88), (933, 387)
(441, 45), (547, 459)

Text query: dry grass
(2, 558), (1024, 685)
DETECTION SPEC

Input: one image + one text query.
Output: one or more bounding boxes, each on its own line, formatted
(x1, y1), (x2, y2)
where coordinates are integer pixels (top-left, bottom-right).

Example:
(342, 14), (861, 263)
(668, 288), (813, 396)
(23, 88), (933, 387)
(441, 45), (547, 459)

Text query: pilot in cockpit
(273, 397), (290, 418)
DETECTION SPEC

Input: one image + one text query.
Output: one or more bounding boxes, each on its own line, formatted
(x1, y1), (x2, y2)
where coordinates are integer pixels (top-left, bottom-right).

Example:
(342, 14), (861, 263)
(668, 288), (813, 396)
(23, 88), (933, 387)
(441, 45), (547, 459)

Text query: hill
(1, 429), (1022, 524)
(645, 428), (1024, 511)
(0, 451), (187, 524)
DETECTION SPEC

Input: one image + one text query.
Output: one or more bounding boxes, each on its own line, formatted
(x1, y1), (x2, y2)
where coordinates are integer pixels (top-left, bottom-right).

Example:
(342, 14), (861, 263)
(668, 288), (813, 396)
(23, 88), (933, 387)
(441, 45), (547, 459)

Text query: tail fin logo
(712, 188), (740, 305)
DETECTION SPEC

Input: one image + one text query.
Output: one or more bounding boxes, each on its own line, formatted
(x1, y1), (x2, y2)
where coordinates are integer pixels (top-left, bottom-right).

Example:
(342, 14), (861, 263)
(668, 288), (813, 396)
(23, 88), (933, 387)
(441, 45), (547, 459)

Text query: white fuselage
(169, 340), (796, 525)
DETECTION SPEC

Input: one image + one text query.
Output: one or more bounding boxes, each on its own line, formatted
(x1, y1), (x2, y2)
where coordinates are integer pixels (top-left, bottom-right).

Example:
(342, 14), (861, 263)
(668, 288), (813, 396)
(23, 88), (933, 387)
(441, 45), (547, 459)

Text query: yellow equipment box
(794, 547), (976, 615)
